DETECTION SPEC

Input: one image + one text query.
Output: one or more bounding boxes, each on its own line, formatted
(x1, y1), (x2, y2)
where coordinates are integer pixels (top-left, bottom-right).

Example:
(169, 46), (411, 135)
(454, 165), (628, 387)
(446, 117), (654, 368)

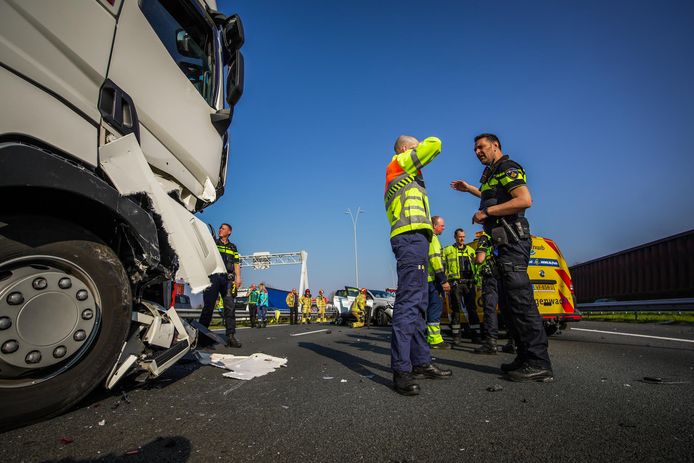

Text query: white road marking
(571, 327), (694, 343)
(289, 329), (330, 337)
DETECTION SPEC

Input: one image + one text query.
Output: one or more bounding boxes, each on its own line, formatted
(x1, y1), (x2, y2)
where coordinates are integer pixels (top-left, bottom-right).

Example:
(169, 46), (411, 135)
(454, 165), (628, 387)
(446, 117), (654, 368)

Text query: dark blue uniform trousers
(200, 273), (236, 336)
(496, 238), (551, 368)
(390, 231), (431, 373)
(481, 274), (499, 339)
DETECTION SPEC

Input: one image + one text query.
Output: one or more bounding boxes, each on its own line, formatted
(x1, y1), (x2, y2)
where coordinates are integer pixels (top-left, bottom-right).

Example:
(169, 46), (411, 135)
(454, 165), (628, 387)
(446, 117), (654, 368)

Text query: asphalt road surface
(2, 321), (693, 462)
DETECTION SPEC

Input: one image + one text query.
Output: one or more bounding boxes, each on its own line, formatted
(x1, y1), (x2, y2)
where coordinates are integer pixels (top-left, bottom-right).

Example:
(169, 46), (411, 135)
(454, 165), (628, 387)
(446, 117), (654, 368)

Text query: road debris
(322, 376), (334, 380)
(195, 351), (287, 380)
(639, 376), (688, 385)
(98, 419), (105, 426)
(60, 437), (74, 445)
(486, 385), (503, 392)
(340, 379), (348, 383)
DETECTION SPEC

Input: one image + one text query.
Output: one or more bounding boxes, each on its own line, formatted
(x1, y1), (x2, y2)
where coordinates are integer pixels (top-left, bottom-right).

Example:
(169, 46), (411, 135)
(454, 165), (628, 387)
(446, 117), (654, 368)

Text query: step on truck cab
(0, 0), (244, 429)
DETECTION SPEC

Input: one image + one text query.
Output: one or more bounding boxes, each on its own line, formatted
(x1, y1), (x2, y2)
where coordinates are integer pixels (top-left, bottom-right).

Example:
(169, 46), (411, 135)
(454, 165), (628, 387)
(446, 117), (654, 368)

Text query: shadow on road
(341, 332), (502, 376)
(74, 355), (204, 411)
(43, 435), (192, 462)
(298, 341), (392, 387)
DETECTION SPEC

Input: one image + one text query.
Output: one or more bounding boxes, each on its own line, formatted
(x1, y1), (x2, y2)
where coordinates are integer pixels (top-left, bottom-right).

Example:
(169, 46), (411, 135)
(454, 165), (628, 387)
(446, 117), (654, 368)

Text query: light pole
(345, 207), (364, 288)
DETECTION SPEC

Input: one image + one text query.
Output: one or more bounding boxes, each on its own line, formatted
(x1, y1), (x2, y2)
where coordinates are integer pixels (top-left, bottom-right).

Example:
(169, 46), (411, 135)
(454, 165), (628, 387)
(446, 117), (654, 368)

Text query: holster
(498, 261), (528, 275)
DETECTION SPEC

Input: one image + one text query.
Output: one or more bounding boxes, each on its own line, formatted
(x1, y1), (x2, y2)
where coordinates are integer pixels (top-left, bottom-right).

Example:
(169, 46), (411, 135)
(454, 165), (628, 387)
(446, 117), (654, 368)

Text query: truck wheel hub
(0, 259), (100, 379)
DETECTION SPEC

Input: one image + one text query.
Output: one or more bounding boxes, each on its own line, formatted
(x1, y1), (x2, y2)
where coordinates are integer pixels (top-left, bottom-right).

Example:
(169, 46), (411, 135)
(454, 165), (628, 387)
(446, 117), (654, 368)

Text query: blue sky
(205, 0), (694, 294)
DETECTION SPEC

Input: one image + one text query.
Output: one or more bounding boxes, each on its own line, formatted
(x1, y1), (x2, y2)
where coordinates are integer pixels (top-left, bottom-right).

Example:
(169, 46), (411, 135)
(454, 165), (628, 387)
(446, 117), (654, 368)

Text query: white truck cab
(0, 0), (244, 429)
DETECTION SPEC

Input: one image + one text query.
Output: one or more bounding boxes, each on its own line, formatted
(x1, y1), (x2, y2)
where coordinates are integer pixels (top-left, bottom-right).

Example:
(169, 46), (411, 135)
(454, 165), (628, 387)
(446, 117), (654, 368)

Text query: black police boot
(501, 340), (516, 354)
(412, 363), (452, 379)
(393, 371), (420, 396)
(506, 363), (554, 382)
(473, 338), (498, 355)
(500, 356), (525, 372)
(451, 334), (464, 347)
(226, 334), (242, 348)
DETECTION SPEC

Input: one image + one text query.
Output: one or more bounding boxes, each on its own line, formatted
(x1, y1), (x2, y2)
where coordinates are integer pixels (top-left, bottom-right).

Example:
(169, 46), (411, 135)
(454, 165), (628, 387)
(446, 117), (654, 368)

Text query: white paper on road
(195, 352), (287, 380)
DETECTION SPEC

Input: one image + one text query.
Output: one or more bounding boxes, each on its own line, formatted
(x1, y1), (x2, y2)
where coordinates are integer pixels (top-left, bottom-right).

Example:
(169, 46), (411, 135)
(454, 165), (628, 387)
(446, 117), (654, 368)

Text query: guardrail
(174, 305), (339, 322)
(577, 298), (694, 313)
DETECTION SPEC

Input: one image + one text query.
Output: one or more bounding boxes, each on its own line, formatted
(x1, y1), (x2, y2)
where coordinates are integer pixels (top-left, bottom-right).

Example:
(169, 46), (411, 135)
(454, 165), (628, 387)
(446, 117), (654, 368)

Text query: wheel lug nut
(58, 278), (72, 289)
(82, 309), (93, 320)
(25, 350), (41, 364)
(53, 346), (67, 358)
(76, 290), (88, 301)
(7, 292), (24, 305)
(32, 277), (48, 290)
(0, 317), (11, 330)
(74, 330), (87, 341)
(1, 340), (19, 354)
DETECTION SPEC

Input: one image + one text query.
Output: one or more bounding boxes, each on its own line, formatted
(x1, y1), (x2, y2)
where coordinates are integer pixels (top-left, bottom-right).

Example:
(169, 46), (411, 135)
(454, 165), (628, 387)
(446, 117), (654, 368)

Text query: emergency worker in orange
(315, 290), (328, 322)
(385, 135), (452, 396)
(300, 289), (313, 324)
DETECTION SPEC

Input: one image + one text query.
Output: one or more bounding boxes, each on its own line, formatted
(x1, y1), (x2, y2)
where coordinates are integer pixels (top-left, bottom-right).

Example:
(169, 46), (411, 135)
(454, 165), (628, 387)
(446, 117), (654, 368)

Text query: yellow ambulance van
(447, 235), (581, 336)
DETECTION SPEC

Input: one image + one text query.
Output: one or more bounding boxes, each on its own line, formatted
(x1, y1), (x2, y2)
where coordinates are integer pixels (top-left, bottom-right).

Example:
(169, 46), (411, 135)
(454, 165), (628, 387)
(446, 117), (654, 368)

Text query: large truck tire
(0, 214), (131, 431)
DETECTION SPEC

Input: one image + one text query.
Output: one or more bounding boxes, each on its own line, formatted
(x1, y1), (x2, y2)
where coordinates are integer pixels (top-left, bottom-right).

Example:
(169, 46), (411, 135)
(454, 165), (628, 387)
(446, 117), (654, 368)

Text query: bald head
(394, 135), (419, 154)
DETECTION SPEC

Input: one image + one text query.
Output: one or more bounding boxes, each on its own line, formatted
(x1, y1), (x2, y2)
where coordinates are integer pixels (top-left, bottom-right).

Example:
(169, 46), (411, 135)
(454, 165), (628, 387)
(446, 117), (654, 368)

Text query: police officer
(451, 133), (553, 382)
(385, 135), (451, 396)
(200, 223), (242, 348)
(443, 228), (481, 346)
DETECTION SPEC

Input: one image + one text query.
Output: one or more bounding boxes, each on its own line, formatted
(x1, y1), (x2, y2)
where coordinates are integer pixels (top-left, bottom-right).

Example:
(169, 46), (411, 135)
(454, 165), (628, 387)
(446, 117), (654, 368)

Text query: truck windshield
(140, 0), (216, 106)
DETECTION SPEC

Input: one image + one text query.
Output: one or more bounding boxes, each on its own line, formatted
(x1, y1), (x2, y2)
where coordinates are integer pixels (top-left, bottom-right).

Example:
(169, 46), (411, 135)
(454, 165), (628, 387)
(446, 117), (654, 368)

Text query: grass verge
(581, 312), (694, 324)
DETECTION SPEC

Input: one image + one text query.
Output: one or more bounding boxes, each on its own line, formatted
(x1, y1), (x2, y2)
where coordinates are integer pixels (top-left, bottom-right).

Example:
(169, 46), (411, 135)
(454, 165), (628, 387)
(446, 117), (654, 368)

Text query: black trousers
(289, 305), (298, 324)
(495, 238), (551, 368)
(200, 273), (236, 335)
(450, 280), (481, 332)
(248, 303), (258, 327)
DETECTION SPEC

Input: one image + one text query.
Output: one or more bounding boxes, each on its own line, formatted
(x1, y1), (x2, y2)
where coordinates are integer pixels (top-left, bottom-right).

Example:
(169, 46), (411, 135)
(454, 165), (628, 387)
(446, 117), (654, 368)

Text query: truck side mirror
(223, 14), (245, 51)
(226, 50), (244, 106)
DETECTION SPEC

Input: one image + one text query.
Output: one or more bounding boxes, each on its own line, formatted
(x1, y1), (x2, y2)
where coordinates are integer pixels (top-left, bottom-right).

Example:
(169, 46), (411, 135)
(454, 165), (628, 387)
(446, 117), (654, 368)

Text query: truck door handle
(99, 79), (140, 142)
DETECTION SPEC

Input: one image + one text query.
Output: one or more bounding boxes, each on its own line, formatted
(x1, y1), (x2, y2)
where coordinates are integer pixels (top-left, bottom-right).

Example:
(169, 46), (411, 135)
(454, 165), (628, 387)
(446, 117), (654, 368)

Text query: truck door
(106, 0), (224, 202)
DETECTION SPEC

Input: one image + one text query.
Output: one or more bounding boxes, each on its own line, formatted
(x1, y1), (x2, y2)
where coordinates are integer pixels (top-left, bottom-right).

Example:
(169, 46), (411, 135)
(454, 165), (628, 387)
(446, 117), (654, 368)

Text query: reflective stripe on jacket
(427, 234), (447, 285)
(300, 296), (312, 309)
(443, 244), (476, 280)
(351, 293), (366, 312)
(384, 137), (441, 240)
(286, 293), (297, 307)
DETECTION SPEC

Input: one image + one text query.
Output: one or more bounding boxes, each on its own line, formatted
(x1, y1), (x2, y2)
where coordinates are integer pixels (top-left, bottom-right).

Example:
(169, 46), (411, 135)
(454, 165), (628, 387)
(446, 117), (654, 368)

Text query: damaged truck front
(0, 0), (244, 429)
